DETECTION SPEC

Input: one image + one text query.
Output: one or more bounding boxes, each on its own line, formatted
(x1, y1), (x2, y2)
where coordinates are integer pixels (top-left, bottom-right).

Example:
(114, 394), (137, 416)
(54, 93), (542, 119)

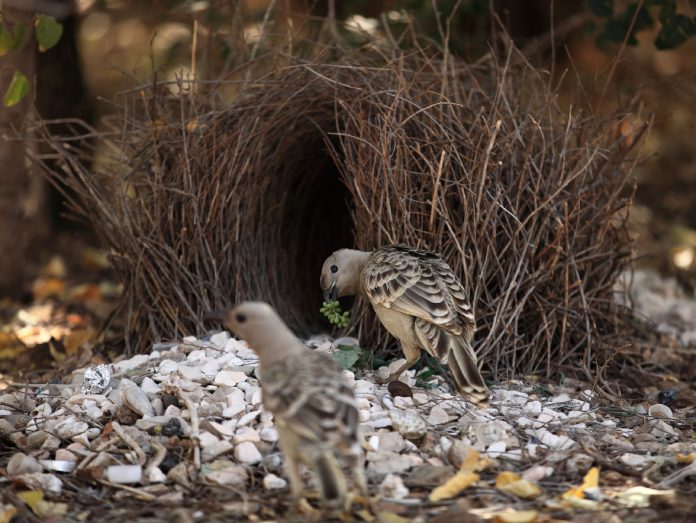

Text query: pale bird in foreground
(206, 302), (367, 507)
(321, 244), (487, 400)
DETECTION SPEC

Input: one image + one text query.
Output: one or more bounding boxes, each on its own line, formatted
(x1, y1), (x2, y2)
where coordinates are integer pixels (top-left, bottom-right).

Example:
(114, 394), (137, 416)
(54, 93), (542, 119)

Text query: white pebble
(486, 441), (507, 457)
(620, 453), (648, 468)
(238, 410), (261, 427)
(140, 377), (160, 395)
(260, 427), (278, 443)
(523, 401), (542, 416)
(427, 406), (453, 425)
(393, 397), (413, 409)
(158, 359), (178, 375)
(210, 331), (230, 349)
(107, 464), (142, 484)
(234, 427), (260, 444)
(263, 473), (287, 490)
(114, 354), (149, 372)
(215, 370), (247, 387)
(234, 442), (262, 464)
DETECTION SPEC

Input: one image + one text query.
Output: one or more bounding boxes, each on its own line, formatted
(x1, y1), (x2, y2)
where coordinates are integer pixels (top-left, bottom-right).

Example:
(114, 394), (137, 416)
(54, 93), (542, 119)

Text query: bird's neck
(244, 325), (304, 366)
(344, 249), (371, 296)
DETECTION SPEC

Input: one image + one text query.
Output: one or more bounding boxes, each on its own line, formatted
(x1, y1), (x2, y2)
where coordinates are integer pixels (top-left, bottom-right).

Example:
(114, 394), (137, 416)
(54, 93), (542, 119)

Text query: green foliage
(0, 24), (12, 56)
(35, 15), (63, 52)
(3, 70), (29, 107)
(0, 21), (26, 55)
(588, 0), (696, 49)
(1, 15), (62, 107)
(320, 300), (350, 328)
(332, 343), (361, 369)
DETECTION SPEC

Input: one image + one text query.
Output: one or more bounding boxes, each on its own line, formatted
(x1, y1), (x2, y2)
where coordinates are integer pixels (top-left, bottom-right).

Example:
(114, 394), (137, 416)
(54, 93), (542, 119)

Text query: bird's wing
(262, 351), (359, 449)
(361, 244), (474, 336)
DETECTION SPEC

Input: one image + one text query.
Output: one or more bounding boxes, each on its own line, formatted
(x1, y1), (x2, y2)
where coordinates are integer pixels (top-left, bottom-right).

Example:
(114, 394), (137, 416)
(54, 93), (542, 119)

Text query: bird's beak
(323, 283), (338, 302)
(204, 310), (227, 323)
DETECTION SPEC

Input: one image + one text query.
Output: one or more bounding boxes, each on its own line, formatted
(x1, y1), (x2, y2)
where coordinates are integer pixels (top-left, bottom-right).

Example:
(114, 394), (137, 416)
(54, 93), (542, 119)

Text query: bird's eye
(330, 264), (338, 273)
(235, 313), (247, 323)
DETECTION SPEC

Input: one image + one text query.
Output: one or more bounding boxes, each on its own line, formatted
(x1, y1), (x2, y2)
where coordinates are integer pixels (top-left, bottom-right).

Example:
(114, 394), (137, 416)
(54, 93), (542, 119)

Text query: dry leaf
(495, 471), (542, 499)
(676, 453), (696, 464)
(460, 448), (492, 472)
(32, 278), (66, 299)
(376, 512), (411, 523)
(558, 466), (601, 510)
(618, 486), (676, 508)
(63, 327), (96, 356)
(0, 506), (18, 523)
(493, 509), (538, 523)
(562, 466), (599, 500)
(429, 471), (479, 501)
(429, 448), (492, 501)
(495, 471), (522, 487)
(16, 490), (66, 518)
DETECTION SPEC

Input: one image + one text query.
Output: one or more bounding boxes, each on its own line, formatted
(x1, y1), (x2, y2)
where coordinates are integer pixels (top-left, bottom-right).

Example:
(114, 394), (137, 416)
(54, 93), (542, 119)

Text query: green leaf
(0, 24), (12, 56)
(35, 15), (63, 52)
(597, 3), (654, 46)
(587, 0), (614, 18)
(3, 70), (29, 107)
(655, 5), (695, 49)
(12, 22), (28, 50)
(333, 345), (360, 369)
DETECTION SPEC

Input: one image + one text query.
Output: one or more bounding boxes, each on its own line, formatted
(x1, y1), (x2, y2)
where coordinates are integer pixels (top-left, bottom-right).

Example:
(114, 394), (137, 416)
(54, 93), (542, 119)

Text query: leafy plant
(320, 300), (350, 328)
(3, 70), (28, 107)
(587, 0), (696, 49)
(1, 14), (63, 107)
(333, 343), (361, 369)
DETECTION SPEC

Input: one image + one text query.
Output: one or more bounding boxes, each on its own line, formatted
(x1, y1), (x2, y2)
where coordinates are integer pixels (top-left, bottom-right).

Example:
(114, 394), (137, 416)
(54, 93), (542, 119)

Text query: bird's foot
(374, 375), (393, 385)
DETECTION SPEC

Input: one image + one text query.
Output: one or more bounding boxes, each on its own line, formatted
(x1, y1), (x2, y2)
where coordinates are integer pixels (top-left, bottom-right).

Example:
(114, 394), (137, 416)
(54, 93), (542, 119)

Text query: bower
(41, 44), (642, 380)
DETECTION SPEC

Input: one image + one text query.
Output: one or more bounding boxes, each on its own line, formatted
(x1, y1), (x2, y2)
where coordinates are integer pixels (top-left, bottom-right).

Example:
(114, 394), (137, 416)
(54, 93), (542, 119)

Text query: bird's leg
(351, 454), (368, 498)
(282, 451), (305, 505)
(375, 344), (421, 384)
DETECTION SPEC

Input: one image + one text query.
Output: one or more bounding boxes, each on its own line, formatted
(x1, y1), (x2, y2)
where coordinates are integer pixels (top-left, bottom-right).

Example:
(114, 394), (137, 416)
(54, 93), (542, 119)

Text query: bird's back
(362, 244), (474, 337)
(261, 349), (359, 452)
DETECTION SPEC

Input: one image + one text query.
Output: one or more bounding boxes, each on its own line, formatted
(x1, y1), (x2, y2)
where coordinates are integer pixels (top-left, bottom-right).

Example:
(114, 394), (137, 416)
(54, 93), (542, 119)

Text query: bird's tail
(315, 452), (347, 503)
(448, 335), (488, 403)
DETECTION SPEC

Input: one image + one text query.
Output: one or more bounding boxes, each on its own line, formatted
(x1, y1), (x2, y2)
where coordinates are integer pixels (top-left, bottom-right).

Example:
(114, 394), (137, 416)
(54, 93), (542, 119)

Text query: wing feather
(262, 350), (358, 451)
(362, 244), (474, 336)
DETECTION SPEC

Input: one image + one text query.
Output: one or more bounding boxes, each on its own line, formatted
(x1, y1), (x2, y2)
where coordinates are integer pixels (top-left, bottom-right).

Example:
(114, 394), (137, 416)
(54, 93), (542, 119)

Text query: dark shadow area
(279, 139), (354, 334)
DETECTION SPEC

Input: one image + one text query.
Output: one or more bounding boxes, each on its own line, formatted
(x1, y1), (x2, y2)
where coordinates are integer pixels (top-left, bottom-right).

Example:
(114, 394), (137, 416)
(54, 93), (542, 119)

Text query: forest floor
(0, 232), (695, 522)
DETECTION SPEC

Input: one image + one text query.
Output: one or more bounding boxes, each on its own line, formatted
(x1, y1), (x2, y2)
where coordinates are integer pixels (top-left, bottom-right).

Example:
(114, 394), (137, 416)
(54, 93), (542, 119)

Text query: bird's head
(320, 248), (368, 301)
(205, 301), (281, 349)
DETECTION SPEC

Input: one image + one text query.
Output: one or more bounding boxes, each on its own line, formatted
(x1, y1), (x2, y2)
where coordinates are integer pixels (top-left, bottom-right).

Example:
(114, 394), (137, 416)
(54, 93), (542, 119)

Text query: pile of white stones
(1, 322), (693, 504)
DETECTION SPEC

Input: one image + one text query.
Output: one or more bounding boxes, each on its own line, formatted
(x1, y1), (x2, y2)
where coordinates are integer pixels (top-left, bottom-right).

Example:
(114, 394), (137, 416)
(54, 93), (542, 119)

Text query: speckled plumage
(322, 244), (487, 400)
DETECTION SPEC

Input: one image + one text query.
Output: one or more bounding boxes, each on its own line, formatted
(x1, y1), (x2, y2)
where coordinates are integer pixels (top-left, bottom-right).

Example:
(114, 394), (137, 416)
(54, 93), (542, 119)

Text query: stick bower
(39, 43), (643, 378)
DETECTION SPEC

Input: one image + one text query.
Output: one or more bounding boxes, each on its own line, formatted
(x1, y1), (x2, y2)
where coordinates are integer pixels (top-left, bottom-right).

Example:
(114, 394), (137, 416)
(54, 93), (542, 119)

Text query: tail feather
(448, 336), (487, 402)
(315, 452), (347, 502)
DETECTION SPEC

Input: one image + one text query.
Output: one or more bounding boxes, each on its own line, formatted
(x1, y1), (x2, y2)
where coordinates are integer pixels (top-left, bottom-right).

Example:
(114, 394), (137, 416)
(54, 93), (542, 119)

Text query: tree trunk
(0, 7), (40, 297)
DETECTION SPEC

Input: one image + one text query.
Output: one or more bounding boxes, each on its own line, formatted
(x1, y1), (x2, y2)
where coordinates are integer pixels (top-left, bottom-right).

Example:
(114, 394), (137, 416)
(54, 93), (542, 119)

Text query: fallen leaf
(562, 466), (599, 500)
(0, 506), (18, 523)
(495, 471), (542, 499)
(32, 278), (65, 299)
(493, 509), (538, 523)
(16, 490), (65, 517)
(618, 486), (676, 508)
(495, 471), (522, 487)
(17, 490), (43, 507)
(460, 448), (492, 472)
(429, 471), (479, 501)
(63, 327), (96, 356)
(676, 453), (696, 464)
(376, 512), (410, 523)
